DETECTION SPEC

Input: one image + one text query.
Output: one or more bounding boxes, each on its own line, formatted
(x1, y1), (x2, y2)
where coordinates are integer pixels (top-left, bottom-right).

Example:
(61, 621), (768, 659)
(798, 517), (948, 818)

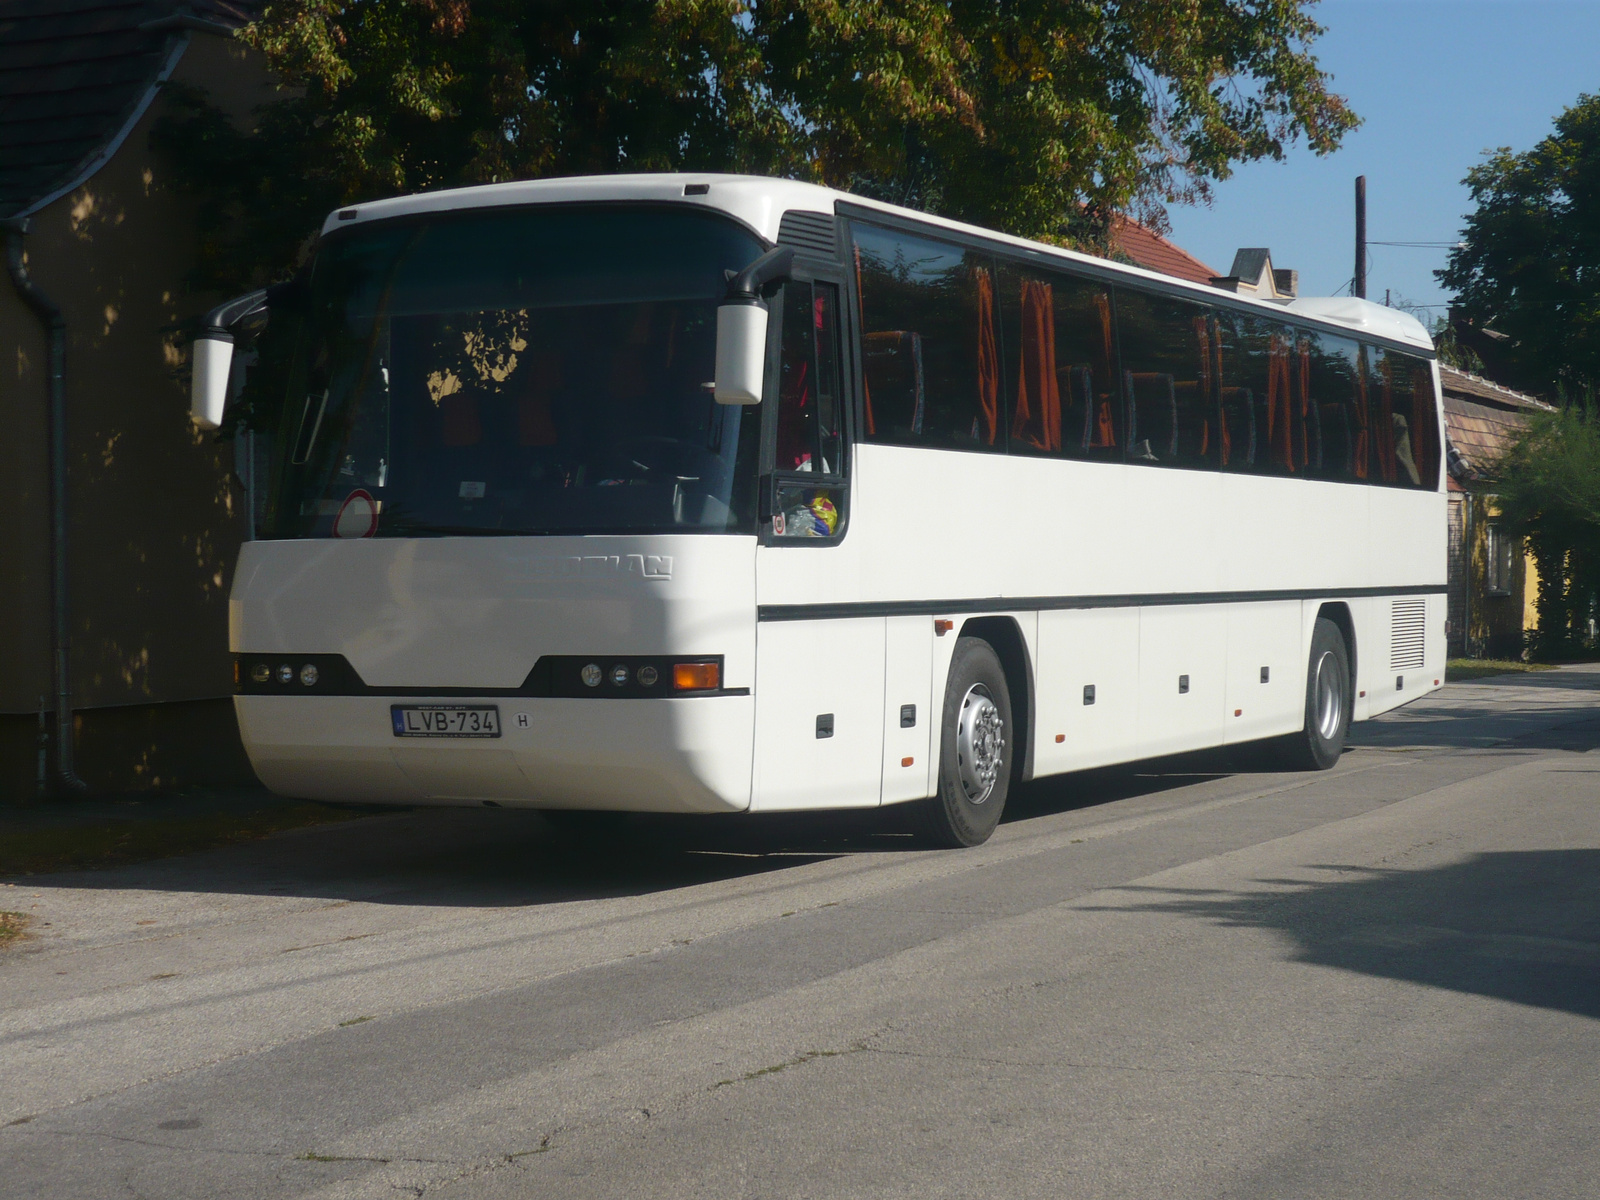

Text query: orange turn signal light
(934, 619), (954, 636)
(672, 661), (720, 691)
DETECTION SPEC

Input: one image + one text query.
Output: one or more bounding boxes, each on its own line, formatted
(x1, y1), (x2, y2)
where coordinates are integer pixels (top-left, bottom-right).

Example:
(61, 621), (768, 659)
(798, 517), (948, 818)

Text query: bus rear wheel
(1279, 617), (1351, 771)
(917, 637), (1013, 848)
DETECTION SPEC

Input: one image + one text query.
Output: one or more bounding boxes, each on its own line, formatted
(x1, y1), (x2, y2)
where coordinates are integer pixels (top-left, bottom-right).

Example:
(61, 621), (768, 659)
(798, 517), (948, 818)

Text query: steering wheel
(603, 436), (729, 492)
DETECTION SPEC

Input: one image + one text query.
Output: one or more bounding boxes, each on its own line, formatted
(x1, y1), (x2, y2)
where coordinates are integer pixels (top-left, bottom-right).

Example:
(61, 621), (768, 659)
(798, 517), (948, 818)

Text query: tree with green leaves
(156, 0), (1358, 292)
(1440, 92), (1600, 401)
(1494, 406), (1600, 656)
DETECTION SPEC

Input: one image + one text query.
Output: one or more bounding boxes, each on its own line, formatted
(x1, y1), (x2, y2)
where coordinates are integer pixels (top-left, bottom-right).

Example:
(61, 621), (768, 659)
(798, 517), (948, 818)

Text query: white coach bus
(196, 174), (1446, 847)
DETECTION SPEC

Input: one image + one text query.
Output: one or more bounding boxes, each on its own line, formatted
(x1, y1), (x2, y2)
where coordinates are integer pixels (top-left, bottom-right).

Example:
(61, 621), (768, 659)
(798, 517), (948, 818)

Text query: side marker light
(901, 757), (914, 768)
(934, 619), (953, 636)
(1055, 734), (1065, 743)
(1234, 709), (1242, 717)
(673, 662), (720, 691)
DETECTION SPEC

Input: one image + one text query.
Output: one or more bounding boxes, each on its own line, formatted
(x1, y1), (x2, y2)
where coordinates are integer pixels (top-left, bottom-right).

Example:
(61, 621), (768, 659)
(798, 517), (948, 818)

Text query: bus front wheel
(918, 637), (1013, 848)
(1280, 617), (1351, 771)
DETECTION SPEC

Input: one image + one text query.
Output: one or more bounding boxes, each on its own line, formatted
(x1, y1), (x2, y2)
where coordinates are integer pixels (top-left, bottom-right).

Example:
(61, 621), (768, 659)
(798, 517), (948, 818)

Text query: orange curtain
(975, 267), (999, 444)
(1296, 338), (1312, 469)
(1267, 334), (1294, 471)
(1091, 292), (1117, 447)
(1013, 278), (1060, 450)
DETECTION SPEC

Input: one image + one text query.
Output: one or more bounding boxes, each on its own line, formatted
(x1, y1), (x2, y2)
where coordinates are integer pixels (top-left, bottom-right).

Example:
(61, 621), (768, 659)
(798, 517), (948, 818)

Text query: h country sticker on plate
(391, 705), (501, 738)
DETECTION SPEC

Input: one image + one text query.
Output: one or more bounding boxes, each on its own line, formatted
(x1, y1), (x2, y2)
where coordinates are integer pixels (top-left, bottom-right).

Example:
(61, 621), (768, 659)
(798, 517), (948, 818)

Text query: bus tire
(918, 637), (1013, 848)
(1281, 617), (1351, 771)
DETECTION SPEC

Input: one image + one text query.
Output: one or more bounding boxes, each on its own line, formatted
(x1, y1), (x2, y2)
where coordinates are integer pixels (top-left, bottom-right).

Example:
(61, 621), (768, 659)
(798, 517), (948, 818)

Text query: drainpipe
(3, 217), (87, 794)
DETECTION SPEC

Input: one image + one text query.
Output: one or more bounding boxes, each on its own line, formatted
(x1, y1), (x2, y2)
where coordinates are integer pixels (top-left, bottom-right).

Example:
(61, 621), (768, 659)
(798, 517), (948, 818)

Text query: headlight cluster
(247, 661), (320, 687)
(577, 659), (717, 692)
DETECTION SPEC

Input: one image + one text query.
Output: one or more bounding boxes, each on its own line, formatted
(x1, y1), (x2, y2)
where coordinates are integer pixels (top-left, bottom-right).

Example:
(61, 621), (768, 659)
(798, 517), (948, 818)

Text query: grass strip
(0, 910), (33, 947)
(0, 803), (365, 877)
(1445, 659), (1559, 682)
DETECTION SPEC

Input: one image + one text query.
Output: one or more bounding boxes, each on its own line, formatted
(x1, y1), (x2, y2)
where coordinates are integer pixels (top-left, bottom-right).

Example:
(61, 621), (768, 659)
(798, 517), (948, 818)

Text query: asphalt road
(3, 666), (1599, 1200)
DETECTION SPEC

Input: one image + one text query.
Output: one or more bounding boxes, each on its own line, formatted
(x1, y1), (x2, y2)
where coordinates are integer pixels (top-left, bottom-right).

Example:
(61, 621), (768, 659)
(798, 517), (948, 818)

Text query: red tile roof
(1108, 216), (1219, 286)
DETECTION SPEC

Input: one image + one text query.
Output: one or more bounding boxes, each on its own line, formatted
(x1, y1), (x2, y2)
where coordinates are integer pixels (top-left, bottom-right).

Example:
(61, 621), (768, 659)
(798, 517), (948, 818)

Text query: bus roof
(321, 173), (1435, 354)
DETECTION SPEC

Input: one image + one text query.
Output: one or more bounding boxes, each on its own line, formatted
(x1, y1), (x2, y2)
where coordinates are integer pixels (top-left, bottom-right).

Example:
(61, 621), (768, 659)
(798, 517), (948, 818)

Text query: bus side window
(999, 263), (1119, 459)
(1114, 289), (1216, 470)
(1304, 332), (1362, 482)
(1366, 344), (1440, 489)
(852, 222), (1003, 452)
(1217, 313), (1295, 477)
(777, 280), (845, 476)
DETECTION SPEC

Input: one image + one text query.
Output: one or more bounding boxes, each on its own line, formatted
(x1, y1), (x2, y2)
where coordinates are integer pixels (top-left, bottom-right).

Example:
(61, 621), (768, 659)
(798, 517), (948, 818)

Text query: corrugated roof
(1108, 215), (1219, 286)
(0, 1), (257, 219)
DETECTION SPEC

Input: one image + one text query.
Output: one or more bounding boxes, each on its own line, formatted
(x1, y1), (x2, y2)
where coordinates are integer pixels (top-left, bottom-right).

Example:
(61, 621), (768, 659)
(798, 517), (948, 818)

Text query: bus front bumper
(234, 694), (754, 813)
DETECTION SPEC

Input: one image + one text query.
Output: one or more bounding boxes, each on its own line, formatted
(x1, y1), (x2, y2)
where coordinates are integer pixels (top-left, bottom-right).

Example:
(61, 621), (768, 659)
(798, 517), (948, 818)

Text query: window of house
(998, 263), (1120, 460)
(1486, 523), (1514, 595)
(852, 222), (1004, 452)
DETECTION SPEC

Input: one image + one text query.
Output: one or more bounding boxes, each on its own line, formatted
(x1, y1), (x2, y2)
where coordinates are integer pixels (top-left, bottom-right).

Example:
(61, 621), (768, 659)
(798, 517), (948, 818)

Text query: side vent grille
(777, 210), (837, 257)
(1389, 599), (1426, 670)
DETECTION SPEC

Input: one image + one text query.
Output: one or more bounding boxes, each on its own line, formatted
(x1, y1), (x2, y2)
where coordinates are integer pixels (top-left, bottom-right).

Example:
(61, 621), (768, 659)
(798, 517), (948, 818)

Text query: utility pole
(1354, 175), (1367, 299)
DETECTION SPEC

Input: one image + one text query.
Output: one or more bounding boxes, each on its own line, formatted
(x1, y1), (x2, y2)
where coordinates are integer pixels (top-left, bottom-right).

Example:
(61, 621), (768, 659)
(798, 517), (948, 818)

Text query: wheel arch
(958, 616), (1035, 784)
(1316, 601), (1358, 712)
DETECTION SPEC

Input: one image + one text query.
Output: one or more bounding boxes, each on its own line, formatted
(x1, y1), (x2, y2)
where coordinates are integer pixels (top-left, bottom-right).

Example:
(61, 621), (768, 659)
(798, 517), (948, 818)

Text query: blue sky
(1163, 0), (1600, 318)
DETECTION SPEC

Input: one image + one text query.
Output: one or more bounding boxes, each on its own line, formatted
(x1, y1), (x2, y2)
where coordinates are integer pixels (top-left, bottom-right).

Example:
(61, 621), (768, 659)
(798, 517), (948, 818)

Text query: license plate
(390, 705), (501, 738)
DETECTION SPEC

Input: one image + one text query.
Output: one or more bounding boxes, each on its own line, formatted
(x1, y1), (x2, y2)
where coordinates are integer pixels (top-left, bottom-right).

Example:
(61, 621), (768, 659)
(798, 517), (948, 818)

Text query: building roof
(0, 0), (256, 219)
(1438, 364), (1554, 413)
(1107, 215), (1219, 286)
(1444, 395), (1531, 483)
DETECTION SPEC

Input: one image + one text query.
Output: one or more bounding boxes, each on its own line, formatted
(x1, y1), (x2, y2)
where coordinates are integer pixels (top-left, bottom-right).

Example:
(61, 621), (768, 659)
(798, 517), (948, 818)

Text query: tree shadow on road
(1091, 849), (1600, 1020)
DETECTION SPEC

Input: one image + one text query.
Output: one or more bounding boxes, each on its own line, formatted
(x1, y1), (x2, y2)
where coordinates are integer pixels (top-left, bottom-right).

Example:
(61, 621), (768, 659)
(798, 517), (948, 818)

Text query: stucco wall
(0, 32), (276, 794)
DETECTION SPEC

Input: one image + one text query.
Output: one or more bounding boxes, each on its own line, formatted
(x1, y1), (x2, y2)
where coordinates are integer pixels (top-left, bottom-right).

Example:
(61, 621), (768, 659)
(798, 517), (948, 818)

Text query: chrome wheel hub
(956, 684), (1005, 804)
(1314, 650), (1343, 742)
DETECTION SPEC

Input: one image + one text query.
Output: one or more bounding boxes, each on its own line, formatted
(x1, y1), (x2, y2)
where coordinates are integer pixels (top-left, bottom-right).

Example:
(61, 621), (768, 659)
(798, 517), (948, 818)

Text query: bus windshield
(268, 204), (765, 538)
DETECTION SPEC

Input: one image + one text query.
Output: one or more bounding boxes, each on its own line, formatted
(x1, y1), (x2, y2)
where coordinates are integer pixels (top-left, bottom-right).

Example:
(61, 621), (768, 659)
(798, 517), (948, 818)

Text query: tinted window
(853, 223), (1003, 452)
(1304, 333), (1364, 482)
(1367, 345), (1441, 489)
(270, 206), (764, 538)
(1114, 290), (1218, 469)
(1217, 313), (1308, 476)
(776, 280), (845, 476)
(999, 263), (1120, 459)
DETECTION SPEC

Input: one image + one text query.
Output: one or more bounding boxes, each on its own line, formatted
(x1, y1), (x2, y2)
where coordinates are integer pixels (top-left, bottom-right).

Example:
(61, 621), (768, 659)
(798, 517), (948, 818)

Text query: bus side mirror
(713, 244), (795, 406)
(191, 332), (234, 430)
(713, 303), (767, 405)
(189, 286), (271, 429)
